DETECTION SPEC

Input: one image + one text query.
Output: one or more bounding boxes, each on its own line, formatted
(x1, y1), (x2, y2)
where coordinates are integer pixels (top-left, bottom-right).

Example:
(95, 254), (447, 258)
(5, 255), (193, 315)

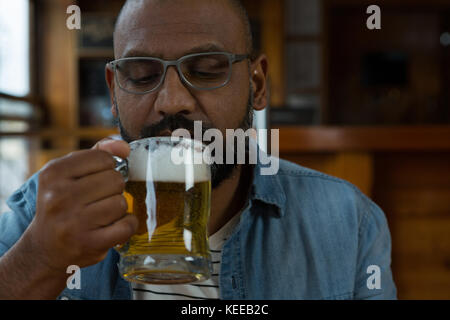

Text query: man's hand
(27, 138), (138, 273)
(0, 138), (139, 299)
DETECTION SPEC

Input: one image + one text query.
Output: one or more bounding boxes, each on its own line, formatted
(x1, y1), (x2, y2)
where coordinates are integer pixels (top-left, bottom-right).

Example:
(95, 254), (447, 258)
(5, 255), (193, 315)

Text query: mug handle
(113, 156), (130, 253)
(113, 156), (129, 182)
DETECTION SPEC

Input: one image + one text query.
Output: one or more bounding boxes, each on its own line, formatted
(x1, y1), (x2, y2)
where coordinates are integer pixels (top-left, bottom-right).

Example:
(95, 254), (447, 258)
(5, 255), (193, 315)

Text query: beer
(115, 137), (212, 284)
(123, 180), (211, 256)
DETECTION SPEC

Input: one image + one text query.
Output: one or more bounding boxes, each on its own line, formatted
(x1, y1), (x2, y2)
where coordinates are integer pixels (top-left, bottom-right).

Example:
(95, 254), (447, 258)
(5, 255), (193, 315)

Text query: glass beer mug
(114, 137), (212, 284)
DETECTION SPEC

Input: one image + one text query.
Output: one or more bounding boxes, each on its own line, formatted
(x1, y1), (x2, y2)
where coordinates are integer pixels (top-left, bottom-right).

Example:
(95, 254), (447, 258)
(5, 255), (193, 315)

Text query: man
(0, 0), (396, 299)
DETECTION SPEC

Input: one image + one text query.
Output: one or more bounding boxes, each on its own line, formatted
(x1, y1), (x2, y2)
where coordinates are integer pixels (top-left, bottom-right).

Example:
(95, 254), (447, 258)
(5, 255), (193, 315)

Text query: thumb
(92, 138), (130, 159)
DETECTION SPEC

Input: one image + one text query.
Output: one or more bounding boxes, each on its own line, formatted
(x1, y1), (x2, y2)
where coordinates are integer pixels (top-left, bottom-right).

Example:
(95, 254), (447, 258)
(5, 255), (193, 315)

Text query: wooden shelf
(4, 125), (450, 152)
(0, 127), (118, 139)
(278, 125), (450, 152)
(41, 127), (119, 139)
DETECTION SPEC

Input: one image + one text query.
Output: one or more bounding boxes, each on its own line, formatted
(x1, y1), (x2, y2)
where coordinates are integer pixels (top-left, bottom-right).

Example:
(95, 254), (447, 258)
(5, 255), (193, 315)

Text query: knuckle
(41, 189), (65, 213)
(41, 188), (57, 203)
(104, 195), (127, 217)
(115, 219), (131, 238)
(120, 195), (128, 211)
(114, 194), (128, 212)
(124, 216), (138, 235)
(41, 178), (71, 203)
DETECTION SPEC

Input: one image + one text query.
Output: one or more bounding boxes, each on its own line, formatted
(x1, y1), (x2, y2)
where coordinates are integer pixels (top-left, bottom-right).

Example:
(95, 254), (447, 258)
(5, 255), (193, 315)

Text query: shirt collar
(249, 144), (286, 217)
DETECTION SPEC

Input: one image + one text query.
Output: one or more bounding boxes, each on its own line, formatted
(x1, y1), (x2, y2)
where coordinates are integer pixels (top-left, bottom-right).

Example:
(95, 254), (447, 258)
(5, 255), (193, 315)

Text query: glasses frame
(108, 52), (249, 95)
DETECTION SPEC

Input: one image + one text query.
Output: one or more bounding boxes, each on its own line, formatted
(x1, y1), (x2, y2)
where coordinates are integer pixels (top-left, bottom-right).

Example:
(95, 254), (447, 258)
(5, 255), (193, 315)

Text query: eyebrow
(122, 43), (228, 59)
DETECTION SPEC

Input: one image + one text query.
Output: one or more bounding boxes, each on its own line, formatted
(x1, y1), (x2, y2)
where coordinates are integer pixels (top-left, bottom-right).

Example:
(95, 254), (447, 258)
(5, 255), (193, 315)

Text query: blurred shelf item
(283, 0), (325, 124)
(78, 13), (115, 49)
(285, 0), (321, 37)
(326, 1), (450, 125)
(78, 58), (115, 127)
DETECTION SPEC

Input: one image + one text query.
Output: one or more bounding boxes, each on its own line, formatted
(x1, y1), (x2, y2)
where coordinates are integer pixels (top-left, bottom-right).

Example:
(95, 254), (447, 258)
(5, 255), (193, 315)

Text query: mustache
(140, 114), (212, 139)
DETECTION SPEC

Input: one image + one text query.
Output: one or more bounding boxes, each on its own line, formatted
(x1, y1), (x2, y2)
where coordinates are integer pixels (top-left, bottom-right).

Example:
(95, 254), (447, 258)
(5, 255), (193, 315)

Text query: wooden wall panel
(373, 152), (450, 299)
(260, 0), (284, 107)
(40, 0), (78, 149)
(390, 217), (450, 299)
(377, 188), (450, 217)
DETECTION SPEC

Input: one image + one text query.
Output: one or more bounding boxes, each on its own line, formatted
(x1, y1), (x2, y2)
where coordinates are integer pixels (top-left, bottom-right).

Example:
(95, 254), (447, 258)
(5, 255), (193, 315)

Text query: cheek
(200, 69), (250, 130)
(117, 94), (156, 134)
(197, 91), (244, 131)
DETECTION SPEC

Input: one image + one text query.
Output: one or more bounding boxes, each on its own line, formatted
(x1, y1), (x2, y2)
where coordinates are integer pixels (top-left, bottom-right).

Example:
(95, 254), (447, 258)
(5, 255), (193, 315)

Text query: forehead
(114, 0), (246, 59)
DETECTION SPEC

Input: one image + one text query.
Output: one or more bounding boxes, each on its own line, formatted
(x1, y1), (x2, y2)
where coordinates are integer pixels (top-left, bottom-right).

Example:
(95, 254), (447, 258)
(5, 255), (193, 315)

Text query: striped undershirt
(132, 211), (241, 300)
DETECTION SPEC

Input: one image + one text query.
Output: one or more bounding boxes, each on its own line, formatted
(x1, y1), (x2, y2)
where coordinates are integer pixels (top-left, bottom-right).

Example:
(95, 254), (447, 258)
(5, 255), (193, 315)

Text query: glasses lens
(181, 54), (230, 89)
(115, 59), (164, 93)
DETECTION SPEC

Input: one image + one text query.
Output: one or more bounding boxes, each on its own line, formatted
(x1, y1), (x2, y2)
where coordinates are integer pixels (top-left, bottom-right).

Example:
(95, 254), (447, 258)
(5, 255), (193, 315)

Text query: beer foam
(127, 139), (210, 183)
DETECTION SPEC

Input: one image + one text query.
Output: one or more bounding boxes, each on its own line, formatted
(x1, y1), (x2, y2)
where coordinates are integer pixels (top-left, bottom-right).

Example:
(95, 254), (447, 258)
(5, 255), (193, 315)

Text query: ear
(250, 54), (269, 111)
(105, 63), (118, 117)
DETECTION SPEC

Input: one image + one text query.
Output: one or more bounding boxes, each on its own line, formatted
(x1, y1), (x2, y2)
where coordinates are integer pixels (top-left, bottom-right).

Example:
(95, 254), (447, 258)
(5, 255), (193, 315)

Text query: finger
(44, 149), (116, 180)
(89, 215), (138, 251)
(93, 139), (130, 159)
(81, 194), (128, 230)
(73, 169), (125, 205)
(92, 137), (113, 149)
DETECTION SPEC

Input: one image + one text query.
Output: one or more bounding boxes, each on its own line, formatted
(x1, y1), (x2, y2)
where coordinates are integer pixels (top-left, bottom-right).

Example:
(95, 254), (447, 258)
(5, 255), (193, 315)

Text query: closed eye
(128, 74), (161, 85)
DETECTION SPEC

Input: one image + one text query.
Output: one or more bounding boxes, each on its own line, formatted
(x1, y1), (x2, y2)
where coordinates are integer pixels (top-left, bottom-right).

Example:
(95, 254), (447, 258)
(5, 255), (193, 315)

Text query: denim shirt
(0, 159), (396, 300)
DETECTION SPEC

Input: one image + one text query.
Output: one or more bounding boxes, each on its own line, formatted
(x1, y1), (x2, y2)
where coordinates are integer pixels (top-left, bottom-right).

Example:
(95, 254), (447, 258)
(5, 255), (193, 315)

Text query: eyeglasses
(108, 52), (249, 95)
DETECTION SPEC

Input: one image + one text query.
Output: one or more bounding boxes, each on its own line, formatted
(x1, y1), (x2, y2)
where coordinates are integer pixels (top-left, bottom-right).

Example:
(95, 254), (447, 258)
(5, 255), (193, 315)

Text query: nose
(153, 66), (197, 117)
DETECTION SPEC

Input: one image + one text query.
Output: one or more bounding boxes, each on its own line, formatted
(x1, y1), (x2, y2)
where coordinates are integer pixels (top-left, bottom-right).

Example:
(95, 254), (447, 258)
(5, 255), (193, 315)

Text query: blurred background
(0, 0), (449, 299)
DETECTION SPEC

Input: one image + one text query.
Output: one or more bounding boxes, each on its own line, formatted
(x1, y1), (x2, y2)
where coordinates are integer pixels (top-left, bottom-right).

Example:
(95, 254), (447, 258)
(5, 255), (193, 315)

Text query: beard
(115, 91), (254, 189)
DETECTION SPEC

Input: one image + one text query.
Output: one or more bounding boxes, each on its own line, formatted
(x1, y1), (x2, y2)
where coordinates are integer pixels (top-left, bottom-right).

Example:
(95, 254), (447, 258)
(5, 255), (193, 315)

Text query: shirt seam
(357, 198), (373, 241)
(277, 168), (376, 212)
(276, 170), (359, 190)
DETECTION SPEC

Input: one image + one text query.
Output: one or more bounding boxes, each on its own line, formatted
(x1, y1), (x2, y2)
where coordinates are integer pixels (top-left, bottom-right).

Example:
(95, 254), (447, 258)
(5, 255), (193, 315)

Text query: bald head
(113, 0), (253, 57)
